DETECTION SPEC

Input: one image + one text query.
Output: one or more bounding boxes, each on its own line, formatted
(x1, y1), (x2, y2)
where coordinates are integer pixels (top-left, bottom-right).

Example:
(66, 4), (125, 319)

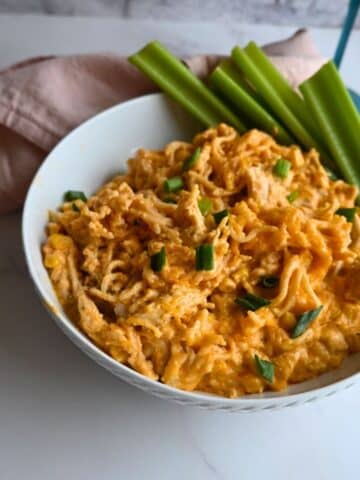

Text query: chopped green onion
(325, 167), (338, 181)
(128, 41), (246, 131)
(163, 196), (177, 204)
(300, 61), (360, 188)
(273, 158), (291, 178)
(198, 198), (212, 216)
(235, 293), (271, 311)
(291, 306), (323, 338)
(195, 244), (214, 271)
(335, 207), (356, 222)
(287, 191), (299, 203)
(164, 176), (184, 193)
(64, 190), (87, 202)
(213, 209), (229, 225)
(231, 43), (334, 170)
(183, 147), (201, 171)
(254, 354), (275, 383)
(209, 59), (294, 145)
(260, 276), (279, 288)
(150, 247), (166, 272)
(72, 203), (80, 212)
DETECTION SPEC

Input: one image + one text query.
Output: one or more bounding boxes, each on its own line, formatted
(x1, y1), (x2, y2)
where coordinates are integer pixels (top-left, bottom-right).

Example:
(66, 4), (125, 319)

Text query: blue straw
(334, 0), (360, 111)
(334, 0), (359, 68)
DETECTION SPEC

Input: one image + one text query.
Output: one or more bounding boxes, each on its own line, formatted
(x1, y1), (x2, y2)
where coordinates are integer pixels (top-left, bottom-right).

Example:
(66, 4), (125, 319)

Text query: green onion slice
(64, 190), (87, 202)
(164, 176), (184, 193)
(150, 247), (166, 272)
(335, 207), (356, 222)
(235, 293), (271, 311)
(183, 147), (201, 171)
(260, 276), (279, 288)
(72, 203), (80, 212)
(163, 196), (177, 204)
(254, 354), (275, 383)
(273, 158), (291, 179)
(195, 244), (214, 271)
(213, 209), (229, 225)
(287, 191), (299, 203)
(325, 167), (338, 181)
(198, 198), (212, 216)
(291, 306), (323, 338)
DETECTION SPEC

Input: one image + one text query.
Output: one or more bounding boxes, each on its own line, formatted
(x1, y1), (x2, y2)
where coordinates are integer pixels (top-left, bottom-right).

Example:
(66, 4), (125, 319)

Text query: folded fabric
(0, 29), (324, 215)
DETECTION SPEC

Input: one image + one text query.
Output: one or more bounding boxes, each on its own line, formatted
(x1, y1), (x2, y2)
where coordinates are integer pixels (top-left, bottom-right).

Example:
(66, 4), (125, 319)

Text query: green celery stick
(129, 41), (246, 132)
(213, 59), (261, 101)
(300, 61), (360, 187)
(209, 60), (294, 145)
(231, 44), (337, 171)
(244, 42), (320, 135)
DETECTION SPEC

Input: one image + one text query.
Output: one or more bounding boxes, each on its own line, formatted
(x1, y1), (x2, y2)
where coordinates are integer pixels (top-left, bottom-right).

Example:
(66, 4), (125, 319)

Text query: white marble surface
(1, 15), (360, 480)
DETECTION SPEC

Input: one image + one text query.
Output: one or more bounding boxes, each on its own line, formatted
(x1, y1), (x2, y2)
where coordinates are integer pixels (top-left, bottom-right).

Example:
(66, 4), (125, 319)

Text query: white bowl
(22, 93), (360, 412)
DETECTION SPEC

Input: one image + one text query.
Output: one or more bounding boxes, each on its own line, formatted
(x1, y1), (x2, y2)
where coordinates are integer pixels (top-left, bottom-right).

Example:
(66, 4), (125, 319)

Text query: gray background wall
(0, 0), (359, 28)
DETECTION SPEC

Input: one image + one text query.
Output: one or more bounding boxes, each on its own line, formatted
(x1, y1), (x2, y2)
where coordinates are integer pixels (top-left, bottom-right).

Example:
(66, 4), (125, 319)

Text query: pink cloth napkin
(0, 29), (324, 215)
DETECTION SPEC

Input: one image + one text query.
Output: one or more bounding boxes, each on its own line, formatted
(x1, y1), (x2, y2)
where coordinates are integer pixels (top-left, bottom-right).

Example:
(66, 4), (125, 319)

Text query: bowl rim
(22, 92), (360, 407)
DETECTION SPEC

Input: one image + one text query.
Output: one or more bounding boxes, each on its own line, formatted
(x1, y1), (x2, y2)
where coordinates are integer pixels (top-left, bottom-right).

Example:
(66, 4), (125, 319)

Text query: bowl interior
(23, 92), (360, 404)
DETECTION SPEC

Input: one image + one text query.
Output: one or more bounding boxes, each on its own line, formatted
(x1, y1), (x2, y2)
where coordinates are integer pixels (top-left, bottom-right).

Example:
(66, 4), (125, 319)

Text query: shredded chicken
(43, 124), (360, 398)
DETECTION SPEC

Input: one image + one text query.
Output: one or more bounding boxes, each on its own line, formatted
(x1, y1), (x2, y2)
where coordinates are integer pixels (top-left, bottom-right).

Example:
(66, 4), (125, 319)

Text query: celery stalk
(231, 44), (336, 170)
(209, 60), (294, 145)
(213, 59), (260, 101)
(300, 61), (360, 187)
(128, 41), (246, 132)
(244, 42), (318, 135)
